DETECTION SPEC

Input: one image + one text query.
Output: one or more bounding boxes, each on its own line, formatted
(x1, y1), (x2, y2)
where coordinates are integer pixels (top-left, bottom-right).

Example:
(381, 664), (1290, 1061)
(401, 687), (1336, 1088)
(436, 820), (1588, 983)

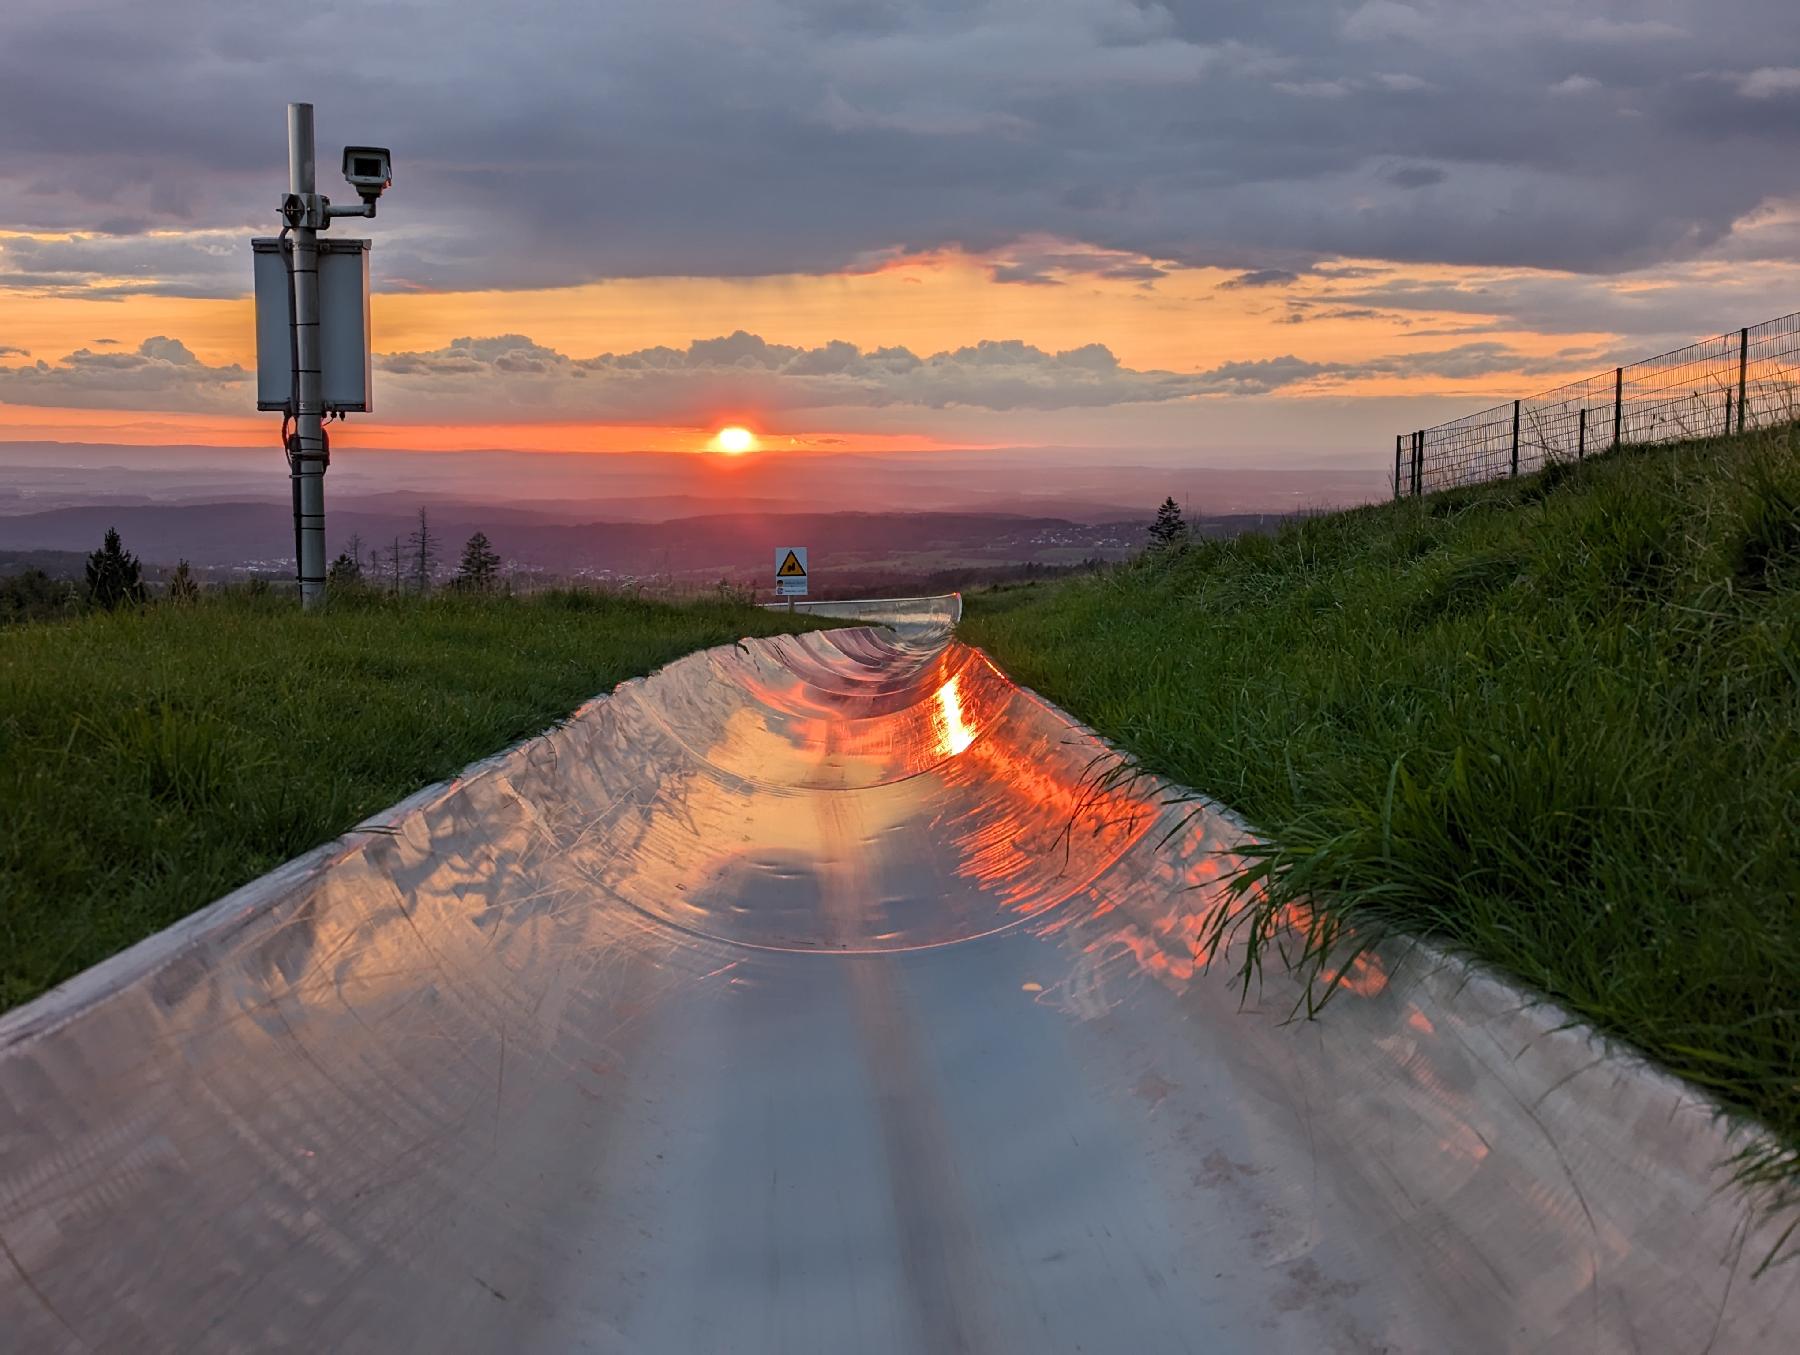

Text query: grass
(962, 426), (1800, 1193)
(0, 586), (835, 1010)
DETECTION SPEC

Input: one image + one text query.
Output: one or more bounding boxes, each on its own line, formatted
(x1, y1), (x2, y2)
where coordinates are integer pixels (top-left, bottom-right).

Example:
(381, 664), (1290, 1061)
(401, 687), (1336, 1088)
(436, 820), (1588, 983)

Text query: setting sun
(713, 425), (757, 454)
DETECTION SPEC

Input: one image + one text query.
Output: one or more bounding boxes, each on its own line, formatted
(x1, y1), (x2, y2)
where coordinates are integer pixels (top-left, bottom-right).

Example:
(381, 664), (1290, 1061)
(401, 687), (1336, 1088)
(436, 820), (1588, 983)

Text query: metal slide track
(2, 596), (1795, 1351)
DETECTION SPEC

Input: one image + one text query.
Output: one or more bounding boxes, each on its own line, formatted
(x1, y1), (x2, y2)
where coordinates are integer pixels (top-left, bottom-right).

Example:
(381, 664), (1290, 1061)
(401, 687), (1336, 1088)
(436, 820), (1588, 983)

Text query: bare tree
(390, 534), (403, 593)
(408, 508), (440, 593)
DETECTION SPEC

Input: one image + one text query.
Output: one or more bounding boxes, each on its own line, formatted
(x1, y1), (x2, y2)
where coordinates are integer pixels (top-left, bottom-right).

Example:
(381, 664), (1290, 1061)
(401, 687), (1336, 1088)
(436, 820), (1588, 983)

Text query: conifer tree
(454, 531), (502, 591)
(326, 551), (363, 587)
(85, 527), (145, 609)
(1147, 496), (1189, 551)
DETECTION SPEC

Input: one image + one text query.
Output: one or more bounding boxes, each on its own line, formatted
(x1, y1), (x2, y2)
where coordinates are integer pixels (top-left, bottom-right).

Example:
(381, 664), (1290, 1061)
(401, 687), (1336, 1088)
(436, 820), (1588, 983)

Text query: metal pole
(1737, 326), (1749, 434)
(289, 103), (328, 609)
(1725, 389), (1732, 437)
(1394, 434), (1402, 501)
(1612, 366), (1623, 450)
(1510, 399), (1520, 477)
(1578, 407), (1586, 462)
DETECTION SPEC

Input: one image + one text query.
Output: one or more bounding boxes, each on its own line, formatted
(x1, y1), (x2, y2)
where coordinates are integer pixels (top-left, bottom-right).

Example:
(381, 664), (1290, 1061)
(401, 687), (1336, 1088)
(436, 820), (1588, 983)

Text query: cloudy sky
(1, 0), (1797, 466)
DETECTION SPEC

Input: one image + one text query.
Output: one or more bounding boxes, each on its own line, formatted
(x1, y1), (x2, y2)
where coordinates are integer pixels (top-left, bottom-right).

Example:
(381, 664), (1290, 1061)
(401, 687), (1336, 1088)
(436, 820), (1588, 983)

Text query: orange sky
(3, 232), (1792, 455)
(1, 240), (1600, 370)
(0, 405), (972, 455)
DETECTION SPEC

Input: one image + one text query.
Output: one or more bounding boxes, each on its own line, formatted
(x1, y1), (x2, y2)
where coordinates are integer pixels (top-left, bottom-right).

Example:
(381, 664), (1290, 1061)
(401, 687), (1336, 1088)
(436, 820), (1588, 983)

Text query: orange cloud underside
(0, 291), (254, 369)
(367, 254), (1613, 378)
(4, 243), (1750, 453)
(4, 248), (1602, 374)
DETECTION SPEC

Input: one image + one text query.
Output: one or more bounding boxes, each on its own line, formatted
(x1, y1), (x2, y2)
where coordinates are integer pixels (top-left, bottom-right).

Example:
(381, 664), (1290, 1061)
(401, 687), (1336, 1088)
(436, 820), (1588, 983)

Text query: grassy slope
(0, 589), (833, 1009)
(963, 428), (1799, 1163)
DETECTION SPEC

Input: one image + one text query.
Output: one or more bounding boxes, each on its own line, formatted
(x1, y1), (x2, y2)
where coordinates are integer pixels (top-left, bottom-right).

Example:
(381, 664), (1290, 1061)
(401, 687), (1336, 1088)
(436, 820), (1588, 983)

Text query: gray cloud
(1736, 67), (1800, 98)
(1313, 265), (1800, 346)
(0, 323), (1623, 415)
(0, 230), (251, 300)
(1279, 305), (1395, 325)
(0, 336), (247, 409)
(1193, 340), (1608, 394)
(989, 264), (1064, 287)
(1223, 269), (1303, 290)
(0, 0), (1796, 295)
(981, 240), (1172, 287)
(375, 331), (1208, 416)
(1193, 355), (1333, 394)
(1385, 165), (1446, 189)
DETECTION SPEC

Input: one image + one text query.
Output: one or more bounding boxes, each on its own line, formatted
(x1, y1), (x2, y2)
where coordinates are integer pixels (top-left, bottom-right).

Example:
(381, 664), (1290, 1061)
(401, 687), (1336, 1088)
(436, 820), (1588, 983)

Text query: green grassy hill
(963, 426), (1799, 1173)
(0, 588), (833, 1010)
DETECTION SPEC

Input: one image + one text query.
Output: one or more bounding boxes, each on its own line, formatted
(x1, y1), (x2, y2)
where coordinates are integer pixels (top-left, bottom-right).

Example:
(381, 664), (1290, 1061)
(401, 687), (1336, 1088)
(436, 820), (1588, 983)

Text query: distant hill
(0, 501), (1165, 580)
(0, 441), (1390, 522)
(0, 549), (88, 579)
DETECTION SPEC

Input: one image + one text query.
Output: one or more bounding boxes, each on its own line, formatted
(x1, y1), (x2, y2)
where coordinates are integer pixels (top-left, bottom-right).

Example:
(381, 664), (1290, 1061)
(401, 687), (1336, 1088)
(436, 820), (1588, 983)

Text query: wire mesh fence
(1393, 310), (1800, 498)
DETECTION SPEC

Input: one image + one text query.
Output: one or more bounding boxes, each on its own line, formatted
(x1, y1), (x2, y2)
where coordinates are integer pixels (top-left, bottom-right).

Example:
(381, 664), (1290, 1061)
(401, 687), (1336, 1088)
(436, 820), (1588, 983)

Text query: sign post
(775, 546), (808, 612)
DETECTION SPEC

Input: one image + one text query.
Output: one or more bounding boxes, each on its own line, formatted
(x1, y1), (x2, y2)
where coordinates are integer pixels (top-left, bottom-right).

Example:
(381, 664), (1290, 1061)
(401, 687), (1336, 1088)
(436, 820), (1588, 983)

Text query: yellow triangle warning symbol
(776, 550), (807, 577)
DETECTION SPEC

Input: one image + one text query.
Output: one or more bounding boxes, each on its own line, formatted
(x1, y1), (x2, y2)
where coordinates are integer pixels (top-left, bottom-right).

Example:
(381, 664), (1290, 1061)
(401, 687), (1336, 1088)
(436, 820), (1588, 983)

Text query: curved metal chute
(3, 595), (1794, 1351)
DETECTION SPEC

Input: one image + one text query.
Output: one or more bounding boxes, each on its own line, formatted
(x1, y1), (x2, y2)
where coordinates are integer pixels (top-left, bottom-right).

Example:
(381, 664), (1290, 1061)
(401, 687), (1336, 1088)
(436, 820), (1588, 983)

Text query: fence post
(1578, 407), (1586, 462)
(1412, 429), (1424, 497)
(1725, 389), (1733, 437)
(1394, 434), (1402, 501)
(1612, 366), (1623, 449)
(1510, 399), (1521, 476)
(1737, 326), (1749, 434)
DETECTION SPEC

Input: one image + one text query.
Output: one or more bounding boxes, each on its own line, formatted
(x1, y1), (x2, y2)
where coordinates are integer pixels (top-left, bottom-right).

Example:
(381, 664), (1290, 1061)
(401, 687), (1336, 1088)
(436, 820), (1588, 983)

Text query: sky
(1, 0), (1798, 473)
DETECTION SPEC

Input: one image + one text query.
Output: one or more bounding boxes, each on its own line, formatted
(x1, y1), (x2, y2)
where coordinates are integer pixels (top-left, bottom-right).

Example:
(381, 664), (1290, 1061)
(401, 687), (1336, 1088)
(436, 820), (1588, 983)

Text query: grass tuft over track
(0, 588), (834, 1010)
(963, 426), (1799, 1176)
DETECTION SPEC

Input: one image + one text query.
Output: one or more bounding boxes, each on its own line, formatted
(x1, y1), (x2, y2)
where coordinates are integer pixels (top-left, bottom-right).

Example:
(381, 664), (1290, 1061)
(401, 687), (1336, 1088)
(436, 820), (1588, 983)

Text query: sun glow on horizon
(712, 425), (758, 454)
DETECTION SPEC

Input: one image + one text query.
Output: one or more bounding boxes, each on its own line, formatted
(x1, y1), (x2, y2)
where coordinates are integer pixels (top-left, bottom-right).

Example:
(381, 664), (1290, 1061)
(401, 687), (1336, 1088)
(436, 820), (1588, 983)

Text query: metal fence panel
(1397, 311), (1800, 496)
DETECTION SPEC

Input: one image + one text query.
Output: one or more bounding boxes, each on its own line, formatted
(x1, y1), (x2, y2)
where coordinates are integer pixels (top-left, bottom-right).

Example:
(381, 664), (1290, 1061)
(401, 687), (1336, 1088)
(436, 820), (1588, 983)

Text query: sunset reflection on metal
(2, 594), (1797, 1352)
(936, 672), (975, 756)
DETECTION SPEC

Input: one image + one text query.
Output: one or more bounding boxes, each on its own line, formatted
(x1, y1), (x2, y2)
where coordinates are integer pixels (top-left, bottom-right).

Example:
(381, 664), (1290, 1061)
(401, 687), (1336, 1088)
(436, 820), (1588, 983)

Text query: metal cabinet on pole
(252, 103), (391, 608)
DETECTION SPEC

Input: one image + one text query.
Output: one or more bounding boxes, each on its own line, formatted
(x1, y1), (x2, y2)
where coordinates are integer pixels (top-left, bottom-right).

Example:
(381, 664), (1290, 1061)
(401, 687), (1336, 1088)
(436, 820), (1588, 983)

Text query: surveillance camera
(342, 146), (392, 203)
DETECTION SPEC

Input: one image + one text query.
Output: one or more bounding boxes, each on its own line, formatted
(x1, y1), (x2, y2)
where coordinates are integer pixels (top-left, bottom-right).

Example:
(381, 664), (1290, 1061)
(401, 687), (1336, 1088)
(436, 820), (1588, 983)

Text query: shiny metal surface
(3, 594), (1795, 1352)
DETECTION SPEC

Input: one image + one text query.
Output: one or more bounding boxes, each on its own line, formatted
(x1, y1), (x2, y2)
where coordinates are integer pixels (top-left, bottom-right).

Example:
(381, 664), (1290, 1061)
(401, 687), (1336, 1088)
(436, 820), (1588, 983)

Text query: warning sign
(774, 546), (808, 596)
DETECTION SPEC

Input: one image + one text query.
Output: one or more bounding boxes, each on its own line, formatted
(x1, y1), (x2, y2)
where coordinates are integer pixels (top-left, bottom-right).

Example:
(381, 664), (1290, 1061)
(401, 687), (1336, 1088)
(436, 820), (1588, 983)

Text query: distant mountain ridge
(0, 441), (1388, 523)
(0, 500), (1176, 579)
